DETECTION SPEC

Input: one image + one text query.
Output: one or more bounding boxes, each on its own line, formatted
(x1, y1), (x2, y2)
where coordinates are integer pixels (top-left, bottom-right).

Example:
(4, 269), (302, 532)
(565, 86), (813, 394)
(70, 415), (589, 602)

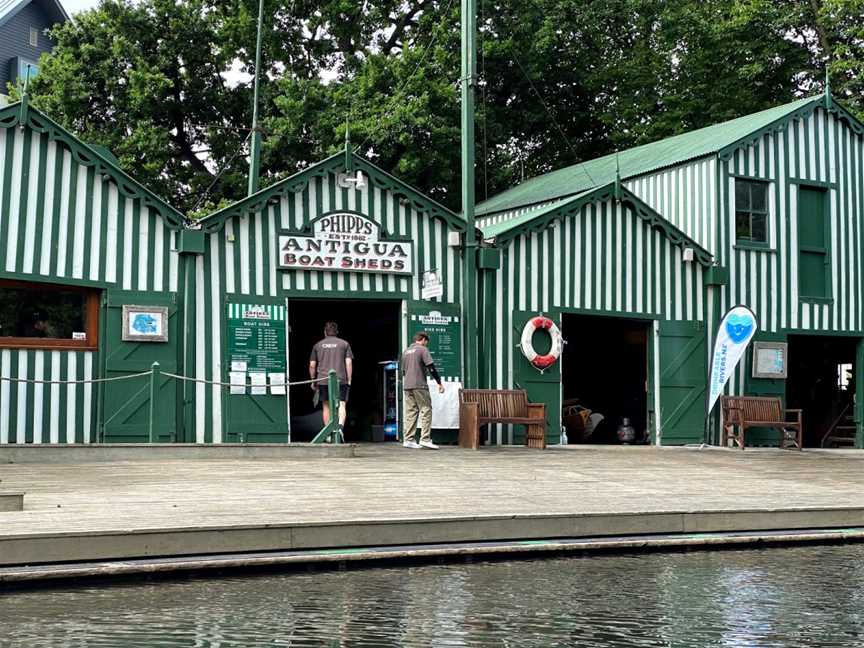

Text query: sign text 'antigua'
(278, 212), (414, 275)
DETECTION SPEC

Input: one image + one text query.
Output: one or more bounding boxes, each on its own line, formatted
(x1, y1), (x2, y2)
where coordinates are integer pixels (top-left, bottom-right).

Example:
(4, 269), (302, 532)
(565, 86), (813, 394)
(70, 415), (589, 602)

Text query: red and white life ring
(520, 316), (563, 371)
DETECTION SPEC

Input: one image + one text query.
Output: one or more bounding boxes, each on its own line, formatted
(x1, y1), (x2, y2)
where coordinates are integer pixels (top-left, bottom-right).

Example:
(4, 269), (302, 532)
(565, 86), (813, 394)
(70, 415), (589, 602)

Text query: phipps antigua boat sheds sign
(278, 212), (413, 275)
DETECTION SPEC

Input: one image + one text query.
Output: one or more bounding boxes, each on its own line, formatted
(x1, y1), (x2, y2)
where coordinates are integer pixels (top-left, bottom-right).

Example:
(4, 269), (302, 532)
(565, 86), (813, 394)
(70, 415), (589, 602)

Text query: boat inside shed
(561, 314), (649, 444)
(287, 298), (401, 442)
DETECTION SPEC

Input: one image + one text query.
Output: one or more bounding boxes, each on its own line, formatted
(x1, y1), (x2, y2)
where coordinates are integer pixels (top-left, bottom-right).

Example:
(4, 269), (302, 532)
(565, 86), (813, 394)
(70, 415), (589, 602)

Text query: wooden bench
(458, 389), (546, 449)
(720, 396), (802, 450)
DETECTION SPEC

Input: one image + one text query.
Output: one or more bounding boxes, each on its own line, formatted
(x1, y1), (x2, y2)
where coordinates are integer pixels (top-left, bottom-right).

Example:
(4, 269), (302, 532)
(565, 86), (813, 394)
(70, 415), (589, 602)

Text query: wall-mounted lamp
(682, 247), (694, 263)
(336, 170), (366, 189)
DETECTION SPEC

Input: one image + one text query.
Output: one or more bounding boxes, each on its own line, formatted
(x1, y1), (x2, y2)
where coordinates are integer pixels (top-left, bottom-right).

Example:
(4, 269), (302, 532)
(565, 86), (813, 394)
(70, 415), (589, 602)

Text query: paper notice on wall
(269, 372), (286, 395)
(249, 371), (267, 395)
(229, 372), (246, 395)
(416, 380), (461, 429)
(231, 360), (247, 372)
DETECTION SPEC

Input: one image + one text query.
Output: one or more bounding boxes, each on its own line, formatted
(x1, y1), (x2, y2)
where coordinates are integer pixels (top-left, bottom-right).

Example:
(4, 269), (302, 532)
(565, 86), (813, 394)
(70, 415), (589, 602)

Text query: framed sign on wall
(752, 341), (788, 379)
(121, 305), (169, 342)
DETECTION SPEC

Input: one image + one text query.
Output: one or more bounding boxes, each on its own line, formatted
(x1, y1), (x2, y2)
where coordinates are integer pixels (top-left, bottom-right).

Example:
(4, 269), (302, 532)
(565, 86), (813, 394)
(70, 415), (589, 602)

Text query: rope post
(148, 361), (160, 443)
(311, 370), (340, 444)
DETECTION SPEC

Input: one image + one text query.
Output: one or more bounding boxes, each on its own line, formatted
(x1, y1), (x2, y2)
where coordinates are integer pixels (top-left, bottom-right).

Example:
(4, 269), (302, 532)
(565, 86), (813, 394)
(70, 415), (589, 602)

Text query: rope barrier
(0, 372), (327, 388)
(160, 372), (327, 388)
(0, 371), (151, 385)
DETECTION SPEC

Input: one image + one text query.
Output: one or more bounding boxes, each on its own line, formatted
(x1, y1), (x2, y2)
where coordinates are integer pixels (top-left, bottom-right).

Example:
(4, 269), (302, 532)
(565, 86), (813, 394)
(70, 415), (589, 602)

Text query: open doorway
(561, 314), (649, 444)
(288, 299), (401, 442)
(786, 335), (858, 448)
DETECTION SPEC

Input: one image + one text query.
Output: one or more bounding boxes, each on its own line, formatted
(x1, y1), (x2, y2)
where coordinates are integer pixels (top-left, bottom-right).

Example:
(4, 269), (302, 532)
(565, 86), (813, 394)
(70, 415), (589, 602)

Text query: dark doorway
(787, 335), (858, 448)
(561, 314), (649, 444)
(288, 299), (401, 442)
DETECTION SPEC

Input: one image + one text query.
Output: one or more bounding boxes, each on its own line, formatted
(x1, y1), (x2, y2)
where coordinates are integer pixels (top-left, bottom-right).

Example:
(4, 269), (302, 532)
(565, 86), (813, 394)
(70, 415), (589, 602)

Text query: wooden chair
(720, 395), (802, 450)
(458, 389), (546, 449)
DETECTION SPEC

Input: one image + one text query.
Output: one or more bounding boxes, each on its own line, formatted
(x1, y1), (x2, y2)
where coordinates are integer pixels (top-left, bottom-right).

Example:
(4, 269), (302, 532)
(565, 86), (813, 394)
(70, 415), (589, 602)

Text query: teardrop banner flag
(706, 305), (758, 415)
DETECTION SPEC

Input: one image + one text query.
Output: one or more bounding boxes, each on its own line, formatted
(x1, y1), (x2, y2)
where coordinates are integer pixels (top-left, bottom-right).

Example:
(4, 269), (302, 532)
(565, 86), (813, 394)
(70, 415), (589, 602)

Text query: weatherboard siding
(625, 157), (719, 254)
(488, 198), (705, 427)
(0, 119), (180, 445)
(191, 171), (464, 443)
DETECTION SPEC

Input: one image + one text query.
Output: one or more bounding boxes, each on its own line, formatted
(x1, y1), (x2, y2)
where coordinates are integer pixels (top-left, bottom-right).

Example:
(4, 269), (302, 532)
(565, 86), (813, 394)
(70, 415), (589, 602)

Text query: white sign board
(414, 380), (461, 429)
(278, 211), (413, 275)
(421, 270), (443, 300)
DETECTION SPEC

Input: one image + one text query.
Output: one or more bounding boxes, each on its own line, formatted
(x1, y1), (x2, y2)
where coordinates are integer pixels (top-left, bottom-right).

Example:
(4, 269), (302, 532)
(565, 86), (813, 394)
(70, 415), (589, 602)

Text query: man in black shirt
(309, 321), (354, 438)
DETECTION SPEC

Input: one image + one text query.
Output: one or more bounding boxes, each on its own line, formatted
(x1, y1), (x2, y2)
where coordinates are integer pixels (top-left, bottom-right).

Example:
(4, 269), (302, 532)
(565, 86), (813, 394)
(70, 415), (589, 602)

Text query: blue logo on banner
(725, 313), (754, 343)
(132, 314), (158, 334)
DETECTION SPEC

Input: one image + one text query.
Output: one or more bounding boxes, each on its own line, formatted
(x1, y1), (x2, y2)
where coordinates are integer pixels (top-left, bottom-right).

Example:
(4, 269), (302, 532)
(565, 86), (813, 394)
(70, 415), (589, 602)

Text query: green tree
(18, 0), (864, 214)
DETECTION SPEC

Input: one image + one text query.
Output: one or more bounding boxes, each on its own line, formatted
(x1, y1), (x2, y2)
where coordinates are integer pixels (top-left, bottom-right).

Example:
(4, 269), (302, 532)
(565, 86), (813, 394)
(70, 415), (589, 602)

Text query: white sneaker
(419, 440), (439, 450)
(403, 440), (421, 449)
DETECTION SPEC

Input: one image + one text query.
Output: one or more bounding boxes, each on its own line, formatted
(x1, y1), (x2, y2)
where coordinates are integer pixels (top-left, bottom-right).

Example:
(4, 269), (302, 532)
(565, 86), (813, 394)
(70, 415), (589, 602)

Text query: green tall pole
(247, 0), (265, 196)
(460, 0), (479, 389)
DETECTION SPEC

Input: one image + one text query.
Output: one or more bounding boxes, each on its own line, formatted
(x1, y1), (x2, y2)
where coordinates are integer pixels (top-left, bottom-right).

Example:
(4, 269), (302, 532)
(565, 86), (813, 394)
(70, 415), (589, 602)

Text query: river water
(2, 544), (864, 647)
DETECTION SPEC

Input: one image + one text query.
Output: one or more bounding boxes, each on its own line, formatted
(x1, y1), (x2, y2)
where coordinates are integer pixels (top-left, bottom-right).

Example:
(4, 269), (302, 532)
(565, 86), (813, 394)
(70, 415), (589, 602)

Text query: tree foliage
(16, 0), (864, 213)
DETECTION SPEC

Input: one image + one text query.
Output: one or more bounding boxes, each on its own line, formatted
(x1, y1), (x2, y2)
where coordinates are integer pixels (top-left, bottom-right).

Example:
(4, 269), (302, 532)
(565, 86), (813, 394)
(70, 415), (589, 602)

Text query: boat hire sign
(278, 211), (413, 275)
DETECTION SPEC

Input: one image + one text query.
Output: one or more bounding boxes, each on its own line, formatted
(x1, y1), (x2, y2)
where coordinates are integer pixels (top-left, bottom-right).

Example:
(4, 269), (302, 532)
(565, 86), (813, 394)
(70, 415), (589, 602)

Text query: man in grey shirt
(401, 331), (445, 449)
(309, 321), (353, 438)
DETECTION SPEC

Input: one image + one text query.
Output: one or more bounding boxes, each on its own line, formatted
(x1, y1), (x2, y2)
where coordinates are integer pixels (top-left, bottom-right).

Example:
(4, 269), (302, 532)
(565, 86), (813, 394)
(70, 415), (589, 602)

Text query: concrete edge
(2, 528), (863, 585)
(2, 506), (863, 566)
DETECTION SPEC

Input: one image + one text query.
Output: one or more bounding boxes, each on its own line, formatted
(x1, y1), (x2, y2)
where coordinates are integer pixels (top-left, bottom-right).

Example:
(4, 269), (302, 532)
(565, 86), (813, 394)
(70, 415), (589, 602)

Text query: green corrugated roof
(476, 94), (822, 217)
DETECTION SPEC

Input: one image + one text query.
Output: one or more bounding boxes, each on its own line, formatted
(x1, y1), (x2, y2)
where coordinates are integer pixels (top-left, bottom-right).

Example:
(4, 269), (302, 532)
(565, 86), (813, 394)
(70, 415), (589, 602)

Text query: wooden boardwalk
(2, 445), (864, 568)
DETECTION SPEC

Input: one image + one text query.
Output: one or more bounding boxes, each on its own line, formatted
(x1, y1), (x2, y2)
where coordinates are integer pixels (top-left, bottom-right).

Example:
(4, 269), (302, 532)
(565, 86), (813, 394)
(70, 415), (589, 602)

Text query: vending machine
(379, 360), (400, 441)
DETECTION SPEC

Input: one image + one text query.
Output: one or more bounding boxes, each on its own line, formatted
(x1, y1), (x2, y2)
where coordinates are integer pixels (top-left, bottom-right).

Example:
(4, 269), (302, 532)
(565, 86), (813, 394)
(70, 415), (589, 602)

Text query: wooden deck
(2, 445), (864, 568)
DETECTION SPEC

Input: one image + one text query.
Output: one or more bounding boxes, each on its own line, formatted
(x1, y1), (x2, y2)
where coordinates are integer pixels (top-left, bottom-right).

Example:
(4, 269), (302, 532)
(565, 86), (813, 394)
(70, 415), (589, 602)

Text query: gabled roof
(476, 94), (826, 218)
(199, 150), (465, 233)
(0, 99), (185, 228)
(0, 0), (68, 29)
(480, 181), (713, 267)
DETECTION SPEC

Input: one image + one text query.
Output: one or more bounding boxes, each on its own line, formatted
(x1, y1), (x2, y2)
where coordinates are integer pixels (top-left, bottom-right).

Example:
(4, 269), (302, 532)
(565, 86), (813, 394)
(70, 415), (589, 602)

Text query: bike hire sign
(278, 211), (413, 275)
(706, 305), (758, 415)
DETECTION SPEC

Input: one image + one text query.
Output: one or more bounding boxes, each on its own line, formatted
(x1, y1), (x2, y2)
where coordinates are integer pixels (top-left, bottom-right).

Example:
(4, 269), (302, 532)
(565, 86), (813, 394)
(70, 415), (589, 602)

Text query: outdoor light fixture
(683, 247), (694, 262)
(337, 170), (366, 189)
(448, 231), (462, 247)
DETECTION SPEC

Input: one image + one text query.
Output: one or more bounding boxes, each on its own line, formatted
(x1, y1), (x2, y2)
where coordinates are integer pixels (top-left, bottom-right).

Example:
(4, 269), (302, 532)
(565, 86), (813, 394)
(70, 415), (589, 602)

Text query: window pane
(799, 251), (828, 298)
(0, 286), (86, 339)
(751, 182), (767, 211)
(751, 213), (767, 243)
(735, 181), (750, 211)
(736, 211), (752, 240)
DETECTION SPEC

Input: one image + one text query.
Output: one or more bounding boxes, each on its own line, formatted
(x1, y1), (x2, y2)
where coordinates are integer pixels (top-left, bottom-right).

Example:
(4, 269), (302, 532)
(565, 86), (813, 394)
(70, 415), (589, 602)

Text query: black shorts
(319, 382), (349, 403)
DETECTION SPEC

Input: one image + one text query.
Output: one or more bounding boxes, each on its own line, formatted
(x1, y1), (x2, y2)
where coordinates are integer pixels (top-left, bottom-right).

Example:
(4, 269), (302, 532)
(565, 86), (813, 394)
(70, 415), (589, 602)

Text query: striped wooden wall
(488, 197), (705, 399)
(191, 170), (465, 443)
(0, 114), (182, 444)
(626, 157), (719, 254)
(715, 107), (864, 396)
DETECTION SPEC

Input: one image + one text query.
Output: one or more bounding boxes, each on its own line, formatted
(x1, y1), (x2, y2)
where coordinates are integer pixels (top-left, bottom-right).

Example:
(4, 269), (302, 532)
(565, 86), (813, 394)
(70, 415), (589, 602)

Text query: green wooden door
(512, 309), (561, 445)
(856, 339), (864, 449)
(102, 292), (180, 443)
(658, 319), (706, 445)
(225, 301), (289, 443)
(798, 186), (830, 300)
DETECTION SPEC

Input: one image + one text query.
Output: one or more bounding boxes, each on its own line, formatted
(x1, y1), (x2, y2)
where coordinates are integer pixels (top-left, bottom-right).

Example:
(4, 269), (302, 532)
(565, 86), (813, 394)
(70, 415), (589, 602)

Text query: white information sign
(278, 211), (413, 275)
(249, 371), (267, 395)
(414, 380), (461, 430)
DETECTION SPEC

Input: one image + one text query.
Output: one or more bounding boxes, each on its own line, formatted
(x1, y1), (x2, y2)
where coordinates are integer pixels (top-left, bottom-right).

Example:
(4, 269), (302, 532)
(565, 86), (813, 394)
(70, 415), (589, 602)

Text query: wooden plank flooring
(2, 445), (864, 538)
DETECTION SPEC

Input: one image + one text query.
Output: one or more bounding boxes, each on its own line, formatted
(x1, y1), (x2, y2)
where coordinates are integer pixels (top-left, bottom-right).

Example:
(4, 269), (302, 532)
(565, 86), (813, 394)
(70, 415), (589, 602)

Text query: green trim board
(0, 102), (184, 229)
(199, 150), (467, 234)
(482, 183), (714, 267)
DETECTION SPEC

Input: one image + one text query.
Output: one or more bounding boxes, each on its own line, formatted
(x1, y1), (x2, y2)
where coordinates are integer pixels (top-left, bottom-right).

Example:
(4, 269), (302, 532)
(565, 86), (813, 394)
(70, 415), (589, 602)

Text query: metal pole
(247, 0), (265, 196)
(460, 0), (479, 389)
(149, 361), (160, 443)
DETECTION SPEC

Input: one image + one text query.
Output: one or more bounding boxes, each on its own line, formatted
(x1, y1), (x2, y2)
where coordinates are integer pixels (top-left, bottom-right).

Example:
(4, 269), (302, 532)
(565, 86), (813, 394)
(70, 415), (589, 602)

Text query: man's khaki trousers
(403, 388), (432, 443)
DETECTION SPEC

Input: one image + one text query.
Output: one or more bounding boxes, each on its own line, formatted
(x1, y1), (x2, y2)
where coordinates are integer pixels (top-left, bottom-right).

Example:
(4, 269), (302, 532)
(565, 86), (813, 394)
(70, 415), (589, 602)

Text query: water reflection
(2, 545), (864, 647)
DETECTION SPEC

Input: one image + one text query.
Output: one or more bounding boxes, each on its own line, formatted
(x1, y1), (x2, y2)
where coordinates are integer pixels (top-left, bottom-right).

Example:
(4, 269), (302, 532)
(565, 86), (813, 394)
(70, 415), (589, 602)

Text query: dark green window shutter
(797, 186), (829, 299)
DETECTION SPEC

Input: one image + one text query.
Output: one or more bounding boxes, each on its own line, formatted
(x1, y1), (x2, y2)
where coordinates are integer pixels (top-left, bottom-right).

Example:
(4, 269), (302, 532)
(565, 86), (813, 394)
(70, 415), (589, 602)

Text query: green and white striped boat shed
(1, 90), (863, 447)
